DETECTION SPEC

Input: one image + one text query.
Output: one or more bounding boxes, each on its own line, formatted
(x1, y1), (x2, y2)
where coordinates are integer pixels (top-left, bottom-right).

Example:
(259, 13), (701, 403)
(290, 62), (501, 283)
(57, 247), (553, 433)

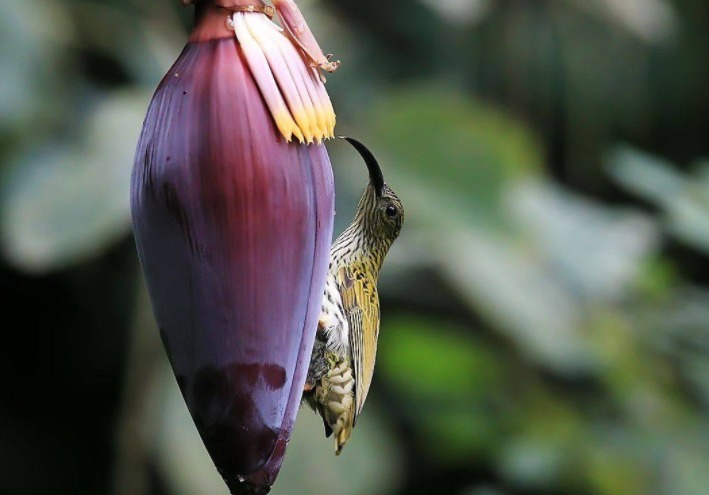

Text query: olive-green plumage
(304, 137), (404, 454)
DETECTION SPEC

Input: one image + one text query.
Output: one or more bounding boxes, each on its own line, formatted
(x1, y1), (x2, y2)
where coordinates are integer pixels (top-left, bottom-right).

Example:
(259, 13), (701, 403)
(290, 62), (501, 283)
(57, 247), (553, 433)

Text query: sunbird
(304, 137), (405, 454)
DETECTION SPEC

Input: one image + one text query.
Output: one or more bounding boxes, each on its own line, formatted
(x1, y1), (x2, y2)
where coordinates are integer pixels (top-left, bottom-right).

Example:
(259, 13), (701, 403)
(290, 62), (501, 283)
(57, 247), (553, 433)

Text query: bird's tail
(317, 354), (355, 454)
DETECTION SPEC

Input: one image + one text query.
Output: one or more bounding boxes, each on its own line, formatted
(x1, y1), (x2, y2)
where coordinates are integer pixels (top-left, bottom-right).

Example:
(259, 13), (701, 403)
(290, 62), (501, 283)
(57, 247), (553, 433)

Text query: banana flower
(131, 1), (337, 492)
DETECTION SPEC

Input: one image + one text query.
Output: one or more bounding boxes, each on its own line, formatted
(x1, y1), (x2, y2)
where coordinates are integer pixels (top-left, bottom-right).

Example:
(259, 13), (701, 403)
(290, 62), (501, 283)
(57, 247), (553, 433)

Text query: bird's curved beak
(340, 136), (385, 197)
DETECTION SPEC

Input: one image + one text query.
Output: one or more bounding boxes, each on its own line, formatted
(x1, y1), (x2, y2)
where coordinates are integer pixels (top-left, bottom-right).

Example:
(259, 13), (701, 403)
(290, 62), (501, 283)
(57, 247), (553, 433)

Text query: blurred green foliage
(1, 1), (708, 495)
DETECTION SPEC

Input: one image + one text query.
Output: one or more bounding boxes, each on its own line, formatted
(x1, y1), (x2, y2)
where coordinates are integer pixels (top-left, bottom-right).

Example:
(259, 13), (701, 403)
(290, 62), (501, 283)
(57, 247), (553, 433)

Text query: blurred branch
(111, 274), (163, 495)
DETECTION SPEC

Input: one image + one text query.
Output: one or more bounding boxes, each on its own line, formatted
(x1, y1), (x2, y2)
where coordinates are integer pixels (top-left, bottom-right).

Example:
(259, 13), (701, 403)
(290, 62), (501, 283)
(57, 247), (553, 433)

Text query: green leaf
(378, 316), (505, 460)
(0, 90), (150, 273)
(607, 146), (709, 253)
(369, 87), (544, 233)
(0, 0), (73, 128)
(379, 315), (504, 399)
(606, 146), (684, 203)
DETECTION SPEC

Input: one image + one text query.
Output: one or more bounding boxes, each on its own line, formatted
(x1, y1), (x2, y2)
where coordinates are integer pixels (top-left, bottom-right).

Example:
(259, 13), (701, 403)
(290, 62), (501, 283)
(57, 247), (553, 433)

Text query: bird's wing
(336, 264), (380, 423)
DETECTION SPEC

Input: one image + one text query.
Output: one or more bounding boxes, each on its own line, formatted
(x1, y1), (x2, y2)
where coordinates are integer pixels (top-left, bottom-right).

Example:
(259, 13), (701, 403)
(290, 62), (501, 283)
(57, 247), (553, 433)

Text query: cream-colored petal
(244, 14), (315, 143)
(232, 11), (336, 143)
(254, 15), (327, 142)
(267, 17), (336, 138)
(310, 67), (336, 138)
(234, 13), (303, 143)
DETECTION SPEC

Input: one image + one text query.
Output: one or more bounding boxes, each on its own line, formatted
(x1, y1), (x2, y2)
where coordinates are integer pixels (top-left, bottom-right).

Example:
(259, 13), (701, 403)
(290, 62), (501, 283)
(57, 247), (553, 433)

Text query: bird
(303, 136), (404, 454)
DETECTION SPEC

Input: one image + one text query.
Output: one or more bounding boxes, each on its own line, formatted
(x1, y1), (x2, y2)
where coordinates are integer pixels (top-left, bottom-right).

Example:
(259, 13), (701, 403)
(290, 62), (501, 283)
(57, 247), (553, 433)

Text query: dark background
(1, 1), (708, 494)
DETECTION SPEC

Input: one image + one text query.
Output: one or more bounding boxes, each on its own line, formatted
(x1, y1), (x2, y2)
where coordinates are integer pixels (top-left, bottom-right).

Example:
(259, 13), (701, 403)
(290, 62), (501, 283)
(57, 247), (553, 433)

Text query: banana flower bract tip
(131, 1), (337, 493)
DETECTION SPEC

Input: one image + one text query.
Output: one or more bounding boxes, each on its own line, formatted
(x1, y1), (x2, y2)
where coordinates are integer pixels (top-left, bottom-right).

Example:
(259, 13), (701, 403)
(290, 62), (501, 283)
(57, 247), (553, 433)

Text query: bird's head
(341, 137), (404, 244)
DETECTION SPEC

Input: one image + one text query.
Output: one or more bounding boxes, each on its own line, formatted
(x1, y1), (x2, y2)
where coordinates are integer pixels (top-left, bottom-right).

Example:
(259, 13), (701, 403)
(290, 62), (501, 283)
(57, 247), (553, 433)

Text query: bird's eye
(385, 205), (398, 217)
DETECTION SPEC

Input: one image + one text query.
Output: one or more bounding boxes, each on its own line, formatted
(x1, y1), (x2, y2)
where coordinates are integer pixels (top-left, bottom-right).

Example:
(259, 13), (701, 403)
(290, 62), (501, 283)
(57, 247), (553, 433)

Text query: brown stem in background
(189, 0), (267, 42)
(183, 0), (266, 6)
(111, 275), (164, 495)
